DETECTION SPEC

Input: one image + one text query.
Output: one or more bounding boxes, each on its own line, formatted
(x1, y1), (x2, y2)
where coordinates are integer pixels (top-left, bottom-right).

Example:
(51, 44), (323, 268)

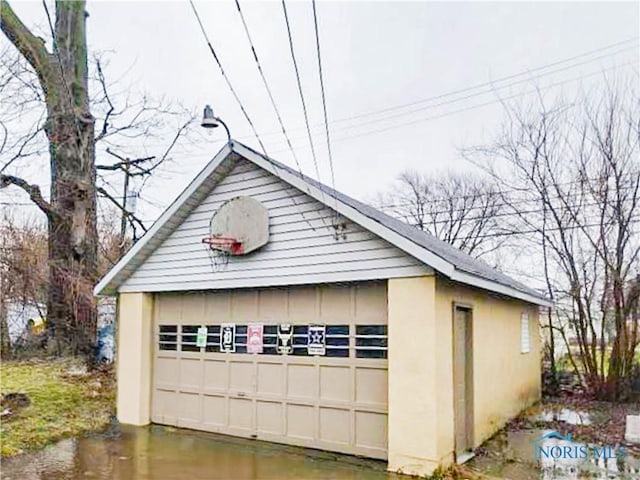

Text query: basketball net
(202, 236), (241, 272)
(205, 244), (230, 272)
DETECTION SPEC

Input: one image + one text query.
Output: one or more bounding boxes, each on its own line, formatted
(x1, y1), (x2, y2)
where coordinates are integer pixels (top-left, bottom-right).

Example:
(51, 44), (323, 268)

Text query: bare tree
(375, 171), (505, 259)
(0, 1), (195, 358)
(467, 81), (640, 400)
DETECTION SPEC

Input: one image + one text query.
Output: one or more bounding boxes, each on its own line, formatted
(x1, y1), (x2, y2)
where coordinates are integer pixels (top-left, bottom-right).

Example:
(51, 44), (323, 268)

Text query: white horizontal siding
(120, 160), (431, 292)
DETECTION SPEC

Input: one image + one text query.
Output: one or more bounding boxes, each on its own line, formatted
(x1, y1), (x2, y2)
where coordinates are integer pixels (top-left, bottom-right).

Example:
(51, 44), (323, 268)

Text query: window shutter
(521, 312), (530, 353)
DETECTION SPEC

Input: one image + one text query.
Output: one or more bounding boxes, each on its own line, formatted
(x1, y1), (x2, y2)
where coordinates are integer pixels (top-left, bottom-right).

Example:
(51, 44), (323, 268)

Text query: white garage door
(151, 282), (388, 459)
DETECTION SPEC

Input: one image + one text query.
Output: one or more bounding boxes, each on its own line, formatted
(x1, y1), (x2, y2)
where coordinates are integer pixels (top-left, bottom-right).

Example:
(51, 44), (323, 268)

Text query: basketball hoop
(202, 196), (270, 273)
(202, 235), (243, 255)
(202, 235), (242, 272)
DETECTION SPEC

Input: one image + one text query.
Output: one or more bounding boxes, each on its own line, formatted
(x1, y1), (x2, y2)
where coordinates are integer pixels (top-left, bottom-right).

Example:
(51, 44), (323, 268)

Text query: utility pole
(96, 148), (154, 257)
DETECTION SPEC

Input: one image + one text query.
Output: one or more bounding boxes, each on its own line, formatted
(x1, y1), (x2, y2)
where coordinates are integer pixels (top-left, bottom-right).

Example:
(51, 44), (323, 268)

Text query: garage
(150, 283), (388, 459)
(96, 141), (550, 476)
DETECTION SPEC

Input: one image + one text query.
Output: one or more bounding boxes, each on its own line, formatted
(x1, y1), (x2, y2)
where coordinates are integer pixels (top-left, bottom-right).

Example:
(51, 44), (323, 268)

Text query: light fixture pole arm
(216, 117), (231, 144)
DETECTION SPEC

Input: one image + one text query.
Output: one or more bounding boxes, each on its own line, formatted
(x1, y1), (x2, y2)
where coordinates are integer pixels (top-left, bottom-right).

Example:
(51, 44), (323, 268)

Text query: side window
(520, 313), (530, 354)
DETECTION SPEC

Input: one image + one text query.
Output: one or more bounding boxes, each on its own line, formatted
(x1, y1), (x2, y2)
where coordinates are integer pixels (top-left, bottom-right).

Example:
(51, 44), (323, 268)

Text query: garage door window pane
(205, 325), (220, 352)
(261, 325), (278, 355)
(291, 325), (308, 355)
(356, 325), (387, 359)
(159, 325), (177, 351)
(325, 325), (349, 357)
(181, 325), (200, 352)
(327, 325), (349, 336)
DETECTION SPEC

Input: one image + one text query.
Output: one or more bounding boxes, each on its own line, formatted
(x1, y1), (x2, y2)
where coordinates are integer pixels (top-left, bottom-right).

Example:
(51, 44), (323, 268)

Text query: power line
(135, 45), (636, 154)
(195, 37), (637, 143)
(188, 0), (268, 154)
(281, 0), (324, 191)
(233, 0), (304, 174)
(386, 200), (640, 228)
(333, 37), (639, 124)
(232, 0), (326, 233)
(269, 60), (634, 151)
(325, 46), (637, 133)
(464, 216), (640, 240)
(377, 179), (640, 218)
(376, 171), (640, 208)
(311, 0), (338, 211)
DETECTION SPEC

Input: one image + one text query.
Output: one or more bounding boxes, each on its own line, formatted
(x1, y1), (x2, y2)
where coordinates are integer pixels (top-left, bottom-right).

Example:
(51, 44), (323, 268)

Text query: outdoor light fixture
(201, 105), (231, 143)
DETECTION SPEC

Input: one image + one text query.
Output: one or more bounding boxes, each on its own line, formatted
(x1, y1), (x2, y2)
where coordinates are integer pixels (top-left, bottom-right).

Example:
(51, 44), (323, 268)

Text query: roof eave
(450, 269), (552, 307)
(93, 143), (235, 296)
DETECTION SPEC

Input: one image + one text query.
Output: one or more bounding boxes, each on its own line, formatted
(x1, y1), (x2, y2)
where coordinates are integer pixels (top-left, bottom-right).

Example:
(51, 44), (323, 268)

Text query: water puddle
(0, 425), (398, 480)
(470, 428), (640, 480)
(2, 423), (639, 479)
(535, 409), (593, 426)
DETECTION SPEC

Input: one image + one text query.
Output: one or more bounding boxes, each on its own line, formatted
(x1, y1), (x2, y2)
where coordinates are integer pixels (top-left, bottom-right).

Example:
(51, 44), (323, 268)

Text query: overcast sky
(2, 1), (639, 225)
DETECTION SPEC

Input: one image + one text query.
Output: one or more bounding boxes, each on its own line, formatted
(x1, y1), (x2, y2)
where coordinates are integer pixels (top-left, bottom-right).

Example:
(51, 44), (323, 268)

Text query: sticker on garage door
(307, 324), (326, 356)
(220, 323), (236, 352)
(196, 326), (207, 348)
(247, 323), (263, 354)
(277, 324), (293, 354)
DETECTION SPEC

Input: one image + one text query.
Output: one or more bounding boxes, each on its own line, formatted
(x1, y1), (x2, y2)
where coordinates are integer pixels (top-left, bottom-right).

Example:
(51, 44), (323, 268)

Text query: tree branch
(94, 58), (114, 141)
(0, 174), (55, 216)
(96, 149), (155, 172)
(96, 186), (147, 234)
(0, 0), (53, 90)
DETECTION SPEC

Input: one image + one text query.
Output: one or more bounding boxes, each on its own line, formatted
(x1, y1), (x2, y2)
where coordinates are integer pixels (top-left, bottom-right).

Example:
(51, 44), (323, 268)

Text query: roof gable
(95, 141), (551, 306)
(117, 157), (431, 292)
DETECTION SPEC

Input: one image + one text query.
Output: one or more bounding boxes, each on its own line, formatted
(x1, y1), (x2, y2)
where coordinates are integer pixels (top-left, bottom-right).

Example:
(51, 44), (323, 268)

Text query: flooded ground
(0, 425), (399, 480)
(2, 412), (639, 479)
(469, 407), (640, 480)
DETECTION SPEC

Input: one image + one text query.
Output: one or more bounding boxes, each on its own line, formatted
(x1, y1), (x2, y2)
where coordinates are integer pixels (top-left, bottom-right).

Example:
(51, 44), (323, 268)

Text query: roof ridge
(235, 140), (547, 302)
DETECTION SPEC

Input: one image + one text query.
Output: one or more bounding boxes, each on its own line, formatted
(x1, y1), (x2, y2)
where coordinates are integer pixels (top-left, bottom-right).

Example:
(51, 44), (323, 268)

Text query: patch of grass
(0, 358), (115, 456)
(427, 465), (483, 480)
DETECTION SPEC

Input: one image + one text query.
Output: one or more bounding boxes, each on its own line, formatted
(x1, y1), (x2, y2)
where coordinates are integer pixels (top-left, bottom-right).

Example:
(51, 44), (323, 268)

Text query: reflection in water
(535, 409), (593, 426)
(475, 428), (640, 480)
(1, 425), (397, 480)
(3, 425), (639, 480)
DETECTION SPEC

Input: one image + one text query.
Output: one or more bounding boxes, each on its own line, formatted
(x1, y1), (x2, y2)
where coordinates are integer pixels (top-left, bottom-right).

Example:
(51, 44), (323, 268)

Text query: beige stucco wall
(116, 292), (153, 426)
(388, 276), (541, 475)
(435, 278), (541, 449)
(388, 275), (449, 476)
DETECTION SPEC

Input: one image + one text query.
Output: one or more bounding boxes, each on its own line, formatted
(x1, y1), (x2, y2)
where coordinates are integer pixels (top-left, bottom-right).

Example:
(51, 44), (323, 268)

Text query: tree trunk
(46, 110), (98, 356)
(1, 0), (98, 358)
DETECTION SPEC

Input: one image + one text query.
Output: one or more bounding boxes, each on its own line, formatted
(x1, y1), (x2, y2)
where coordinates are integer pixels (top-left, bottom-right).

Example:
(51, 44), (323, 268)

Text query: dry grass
(0, 358), (115, 456)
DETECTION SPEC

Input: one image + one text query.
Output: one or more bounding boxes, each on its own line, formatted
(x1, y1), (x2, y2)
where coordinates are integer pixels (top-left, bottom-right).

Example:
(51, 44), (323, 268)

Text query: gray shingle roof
(254, 145), (548, 303)
(95, 140), (550, 304)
